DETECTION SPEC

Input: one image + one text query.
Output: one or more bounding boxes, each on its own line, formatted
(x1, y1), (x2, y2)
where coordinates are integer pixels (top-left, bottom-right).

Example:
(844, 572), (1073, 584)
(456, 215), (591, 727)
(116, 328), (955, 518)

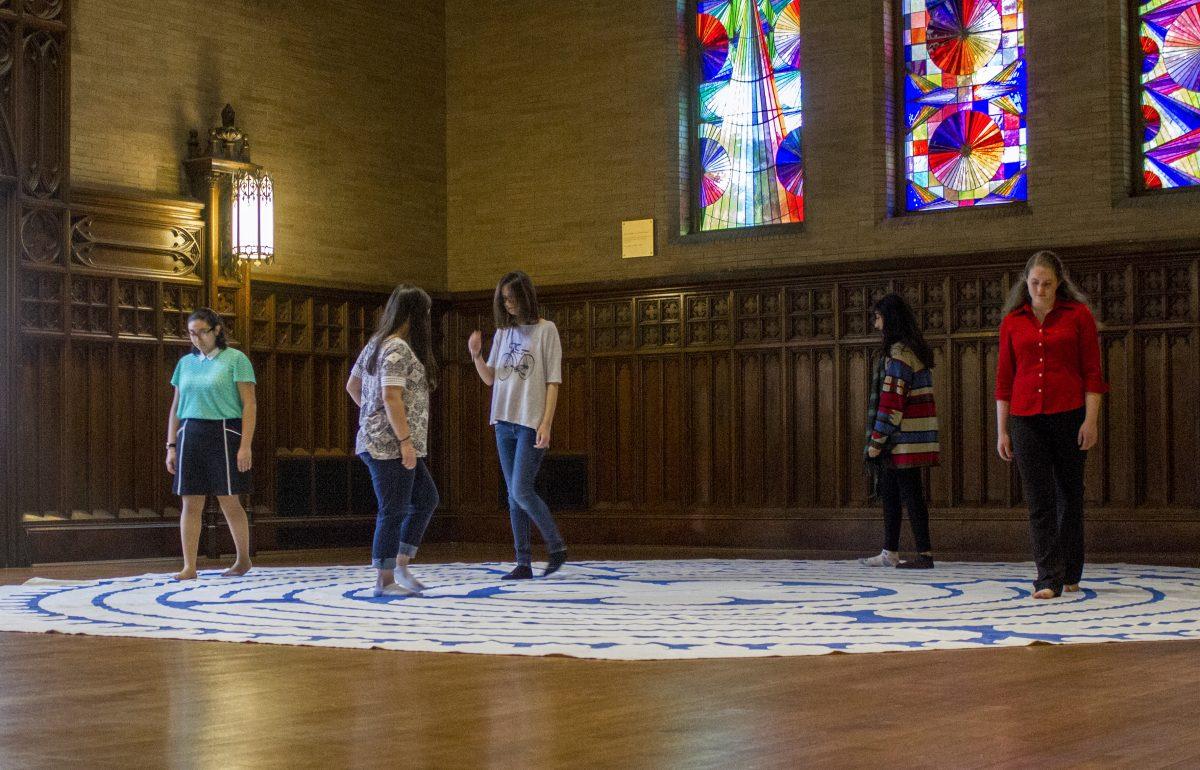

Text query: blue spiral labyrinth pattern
(2, 560), (1200, 660)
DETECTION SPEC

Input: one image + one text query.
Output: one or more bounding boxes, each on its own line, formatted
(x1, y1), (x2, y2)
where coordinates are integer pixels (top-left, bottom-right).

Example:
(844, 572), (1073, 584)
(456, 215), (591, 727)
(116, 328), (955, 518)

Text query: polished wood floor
(2, 544), (1199, 768)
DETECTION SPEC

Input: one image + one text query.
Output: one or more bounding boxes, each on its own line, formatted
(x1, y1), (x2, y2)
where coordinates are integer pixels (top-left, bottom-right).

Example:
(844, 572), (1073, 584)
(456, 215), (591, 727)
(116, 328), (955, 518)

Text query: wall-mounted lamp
(184, 104), (276, 277)
(231, 170), (274, 264)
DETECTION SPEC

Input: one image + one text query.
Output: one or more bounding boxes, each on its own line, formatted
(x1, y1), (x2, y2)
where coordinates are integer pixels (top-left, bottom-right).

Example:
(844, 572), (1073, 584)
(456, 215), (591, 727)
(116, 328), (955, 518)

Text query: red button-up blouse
(995, 299), (1108, 416)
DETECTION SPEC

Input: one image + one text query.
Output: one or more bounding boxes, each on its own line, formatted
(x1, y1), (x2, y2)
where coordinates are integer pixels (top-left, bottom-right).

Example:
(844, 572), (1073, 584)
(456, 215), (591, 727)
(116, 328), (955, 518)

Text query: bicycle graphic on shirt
(497, 341), (534, 382)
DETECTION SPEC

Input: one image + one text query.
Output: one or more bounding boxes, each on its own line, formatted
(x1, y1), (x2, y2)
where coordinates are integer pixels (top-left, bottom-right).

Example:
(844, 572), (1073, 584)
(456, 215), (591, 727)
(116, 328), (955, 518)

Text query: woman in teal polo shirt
(165, 307), (256, 581)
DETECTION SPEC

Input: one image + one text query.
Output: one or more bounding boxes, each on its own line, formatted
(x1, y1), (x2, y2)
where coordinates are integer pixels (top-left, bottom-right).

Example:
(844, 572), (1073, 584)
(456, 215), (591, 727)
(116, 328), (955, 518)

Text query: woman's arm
(996, 399), (1013, 461)
(467, 331), (495, 386)
(166, 388), (181, 475)
(237, 381), (256, 472)
(346, 375), (363, 407)
(867, 357), (911, 456)
(536, 383), (559, 449)
(382, 385), (416, 469)
(1078, 391), (1102, 450)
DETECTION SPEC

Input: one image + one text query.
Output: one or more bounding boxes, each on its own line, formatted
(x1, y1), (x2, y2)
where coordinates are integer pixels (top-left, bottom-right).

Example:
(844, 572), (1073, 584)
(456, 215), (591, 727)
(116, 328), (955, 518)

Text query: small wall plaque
(621, 218), (654, 259)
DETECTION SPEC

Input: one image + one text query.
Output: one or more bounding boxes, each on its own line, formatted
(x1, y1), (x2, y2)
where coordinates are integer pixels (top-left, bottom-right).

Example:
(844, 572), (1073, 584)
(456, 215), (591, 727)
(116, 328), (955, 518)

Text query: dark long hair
(874, 293), (935, 369)
(1001, 250), (1091, 316)
(493, 270), (540, 328)
(187, 307), (229, 354)
(365, 284), (438, 391)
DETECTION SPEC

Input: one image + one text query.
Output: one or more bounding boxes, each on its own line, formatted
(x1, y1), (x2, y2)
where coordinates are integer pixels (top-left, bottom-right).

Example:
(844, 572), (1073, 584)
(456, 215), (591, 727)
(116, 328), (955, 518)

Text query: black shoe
(543, 550), (568, 577)
(502, 565), (533, 580)
(896, 554), (934, 569)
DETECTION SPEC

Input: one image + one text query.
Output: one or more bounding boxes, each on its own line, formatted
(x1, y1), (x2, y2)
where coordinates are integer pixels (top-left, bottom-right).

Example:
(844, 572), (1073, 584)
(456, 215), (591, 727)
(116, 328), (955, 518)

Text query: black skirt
(174, 418), (253, 496)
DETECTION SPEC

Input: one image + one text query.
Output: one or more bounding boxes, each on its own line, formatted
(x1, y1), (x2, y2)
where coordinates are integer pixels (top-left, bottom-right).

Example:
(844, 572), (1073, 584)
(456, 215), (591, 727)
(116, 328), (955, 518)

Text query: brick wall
(445, 0), (1200, 292)
(70, 0), (446, 290)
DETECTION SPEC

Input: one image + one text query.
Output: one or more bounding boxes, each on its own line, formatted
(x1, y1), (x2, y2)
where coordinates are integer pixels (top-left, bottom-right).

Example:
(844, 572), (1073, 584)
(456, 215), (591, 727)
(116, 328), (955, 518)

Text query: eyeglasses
(187, 328), (214, 338)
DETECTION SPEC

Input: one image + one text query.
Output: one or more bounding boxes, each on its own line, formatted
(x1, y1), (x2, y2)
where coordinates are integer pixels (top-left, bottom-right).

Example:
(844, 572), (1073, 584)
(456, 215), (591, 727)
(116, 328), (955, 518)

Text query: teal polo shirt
(171, 347), (256, 420)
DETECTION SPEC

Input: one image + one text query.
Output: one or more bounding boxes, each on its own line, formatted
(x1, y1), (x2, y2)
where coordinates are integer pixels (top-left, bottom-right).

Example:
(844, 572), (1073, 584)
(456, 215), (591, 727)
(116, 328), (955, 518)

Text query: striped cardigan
(867, 343), (939, 468)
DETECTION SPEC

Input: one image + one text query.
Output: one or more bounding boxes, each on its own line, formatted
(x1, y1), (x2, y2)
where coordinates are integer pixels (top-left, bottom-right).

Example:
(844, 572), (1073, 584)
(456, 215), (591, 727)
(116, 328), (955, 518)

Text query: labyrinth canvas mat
(2, 560), (1199, 660)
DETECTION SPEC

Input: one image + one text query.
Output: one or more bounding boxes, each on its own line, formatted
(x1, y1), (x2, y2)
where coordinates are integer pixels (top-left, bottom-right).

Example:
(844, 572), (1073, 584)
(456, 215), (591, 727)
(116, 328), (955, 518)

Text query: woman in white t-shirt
(468, 271), (567, 579)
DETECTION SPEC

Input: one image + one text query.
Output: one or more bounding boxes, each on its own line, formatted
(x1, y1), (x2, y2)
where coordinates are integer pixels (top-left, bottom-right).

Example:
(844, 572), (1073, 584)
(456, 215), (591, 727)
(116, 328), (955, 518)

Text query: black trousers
(1009, 407), (1087, 593)
(880, 465), (932, 553)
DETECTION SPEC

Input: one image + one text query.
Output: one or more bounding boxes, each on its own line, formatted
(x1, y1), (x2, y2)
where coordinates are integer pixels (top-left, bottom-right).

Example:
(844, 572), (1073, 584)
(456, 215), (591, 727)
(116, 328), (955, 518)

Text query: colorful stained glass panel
(901, 0), (1027, 211)
(694, 0), (804, 231)
(1139, 0), (1200, 190)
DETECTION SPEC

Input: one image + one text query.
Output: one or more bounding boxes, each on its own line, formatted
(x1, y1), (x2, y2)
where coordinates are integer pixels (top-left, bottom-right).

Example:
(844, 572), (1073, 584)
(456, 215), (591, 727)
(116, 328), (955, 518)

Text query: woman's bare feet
(221, 562), (252, 577)
(1064, 583), (1080, 592)
(172, 570), (198, 581)
(1032, 587), (1059, 599)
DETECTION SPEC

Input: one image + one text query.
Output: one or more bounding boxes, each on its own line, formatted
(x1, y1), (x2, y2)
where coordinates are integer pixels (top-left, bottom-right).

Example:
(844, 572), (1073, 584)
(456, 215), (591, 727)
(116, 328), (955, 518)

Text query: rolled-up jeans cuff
(372, 557), (397, 570)
(397, 543), (418, 558)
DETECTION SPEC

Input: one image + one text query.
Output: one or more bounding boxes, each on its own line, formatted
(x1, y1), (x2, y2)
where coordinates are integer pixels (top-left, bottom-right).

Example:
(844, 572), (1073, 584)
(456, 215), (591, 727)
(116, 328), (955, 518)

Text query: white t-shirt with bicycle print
(486, 320), (562, 430)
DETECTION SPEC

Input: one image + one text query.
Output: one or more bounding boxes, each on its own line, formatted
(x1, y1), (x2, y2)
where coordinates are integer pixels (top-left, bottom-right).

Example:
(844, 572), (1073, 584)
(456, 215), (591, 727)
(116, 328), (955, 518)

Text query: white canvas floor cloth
(2, 560), (1200, 660)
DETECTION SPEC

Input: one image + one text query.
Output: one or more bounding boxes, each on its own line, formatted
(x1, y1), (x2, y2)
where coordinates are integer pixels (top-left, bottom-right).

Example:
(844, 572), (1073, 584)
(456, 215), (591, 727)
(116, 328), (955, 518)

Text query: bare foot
(172, 570), (197, 581)
(1032, 588), (1058, 599)
(221, 562), (252, 577)
(1064, 583), (1080, 592)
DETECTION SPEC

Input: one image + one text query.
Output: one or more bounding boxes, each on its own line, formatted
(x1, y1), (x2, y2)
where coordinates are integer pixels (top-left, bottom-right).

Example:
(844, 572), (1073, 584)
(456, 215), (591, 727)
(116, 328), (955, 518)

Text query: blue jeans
(360, 453), (439, 570)
(494, 421), (565, 565)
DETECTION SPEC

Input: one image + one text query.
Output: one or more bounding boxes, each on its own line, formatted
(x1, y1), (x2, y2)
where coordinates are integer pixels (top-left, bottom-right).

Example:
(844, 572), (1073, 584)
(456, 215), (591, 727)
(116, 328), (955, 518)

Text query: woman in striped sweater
(861, 293), (940, 569)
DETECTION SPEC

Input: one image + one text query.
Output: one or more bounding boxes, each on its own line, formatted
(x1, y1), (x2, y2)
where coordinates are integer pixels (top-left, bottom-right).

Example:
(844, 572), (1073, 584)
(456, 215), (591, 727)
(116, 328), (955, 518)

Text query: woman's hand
(997, 431), (1013, 462)
(1078, 419), (1099, 451)
(536, 422), (552, 449)
(867, 446), (881, 459)
(166, 447), (177, 475)
(237, 446), (252, 472)
(401, 442), (417, 470)
(467, 330), (482, 360)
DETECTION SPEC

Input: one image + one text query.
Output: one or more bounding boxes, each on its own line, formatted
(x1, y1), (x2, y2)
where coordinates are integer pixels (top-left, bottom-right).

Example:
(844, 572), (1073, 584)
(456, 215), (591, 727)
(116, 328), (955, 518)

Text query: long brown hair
(874, 293), (935, 369)
(364, 284), (438, 391)
(1001, 250), (1091, 317)
(493, 271), (540, 328)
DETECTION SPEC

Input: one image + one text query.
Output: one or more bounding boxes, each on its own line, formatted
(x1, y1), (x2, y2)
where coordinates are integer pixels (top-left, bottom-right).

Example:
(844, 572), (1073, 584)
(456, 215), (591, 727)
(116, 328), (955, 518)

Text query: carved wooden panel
(274, 295), (311, 350)
(24, 0), (64, 21)
(162, 283), (202, 341)
(591, 300), (633, 352)
(70, 214), (201, 277)
(1079, 266), (1129, 326)
(312, 299), (348, 354)
(0, 20), (14, 178)
(786, 286), (834, 341)
(542, 301), (587, 356)
(951, 274), (1006, 332)
(18, 268), (62, 331)
(735, 288), (782, 344)
(685, 292), (731, 346)
(18, 29), (62, 198)
(1135, 264), (1193, 323)
(68, 276), (111, 336)
(636, 296), (681, 349)
(115, 280), (156, 338)
(897, 279), (946, 335)
(15, 340), (62, 520)
(840, 282), (890, 338)
(20, 204), (61, 264)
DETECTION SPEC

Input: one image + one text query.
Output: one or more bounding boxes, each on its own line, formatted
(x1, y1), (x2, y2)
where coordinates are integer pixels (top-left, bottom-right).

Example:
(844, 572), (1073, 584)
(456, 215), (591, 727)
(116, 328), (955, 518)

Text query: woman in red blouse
(996, 251), (1108, 599)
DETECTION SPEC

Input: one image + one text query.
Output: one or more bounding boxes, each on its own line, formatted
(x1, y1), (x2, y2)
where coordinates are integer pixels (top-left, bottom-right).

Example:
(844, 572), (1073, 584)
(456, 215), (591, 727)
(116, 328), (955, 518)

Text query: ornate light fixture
(231, 170), (274, 264)
(184, 104), (276, 277)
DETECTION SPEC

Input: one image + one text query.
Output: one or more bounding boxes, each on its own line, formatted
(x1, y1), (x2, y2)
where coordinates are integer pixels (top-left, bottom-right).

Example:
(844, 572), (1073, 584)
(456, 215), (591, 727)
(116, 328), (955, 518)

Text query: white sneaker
(372, 582), (419, 598)
(859, 549), (899, 567)
(395, 570), (426, 593)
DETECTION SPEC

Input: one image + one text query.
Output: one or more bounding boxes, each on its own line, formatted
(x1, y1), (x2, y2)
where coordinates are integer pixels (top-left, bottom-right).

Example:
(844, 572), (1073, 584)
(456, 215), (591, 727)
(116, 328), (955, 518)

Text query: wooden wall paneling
(1137, 332), (1167, 506)
(1102, 333), (1132, 506)
(735, 349), (787, 508)
(927, 342), (951, 507)
(15, 338), (61, 522)
(789, 348), (818, 507)
(839, 343), (876, 509)
(111, 340), (165, 521)
(953, 340), (986, 507)
(1168, 331), (1197, 507)
(638, 354), (685, 508)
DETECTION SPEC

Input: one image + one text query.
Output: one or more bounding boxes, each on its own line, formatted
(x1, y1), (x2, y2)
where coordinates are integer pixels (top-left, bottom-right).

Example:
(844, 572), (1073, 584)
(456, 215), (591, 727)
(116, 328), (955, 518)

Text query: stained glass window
(900, 0), (1027, 211)
(693, 1), (803, 231)
(1138, 0), (1200, 191)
